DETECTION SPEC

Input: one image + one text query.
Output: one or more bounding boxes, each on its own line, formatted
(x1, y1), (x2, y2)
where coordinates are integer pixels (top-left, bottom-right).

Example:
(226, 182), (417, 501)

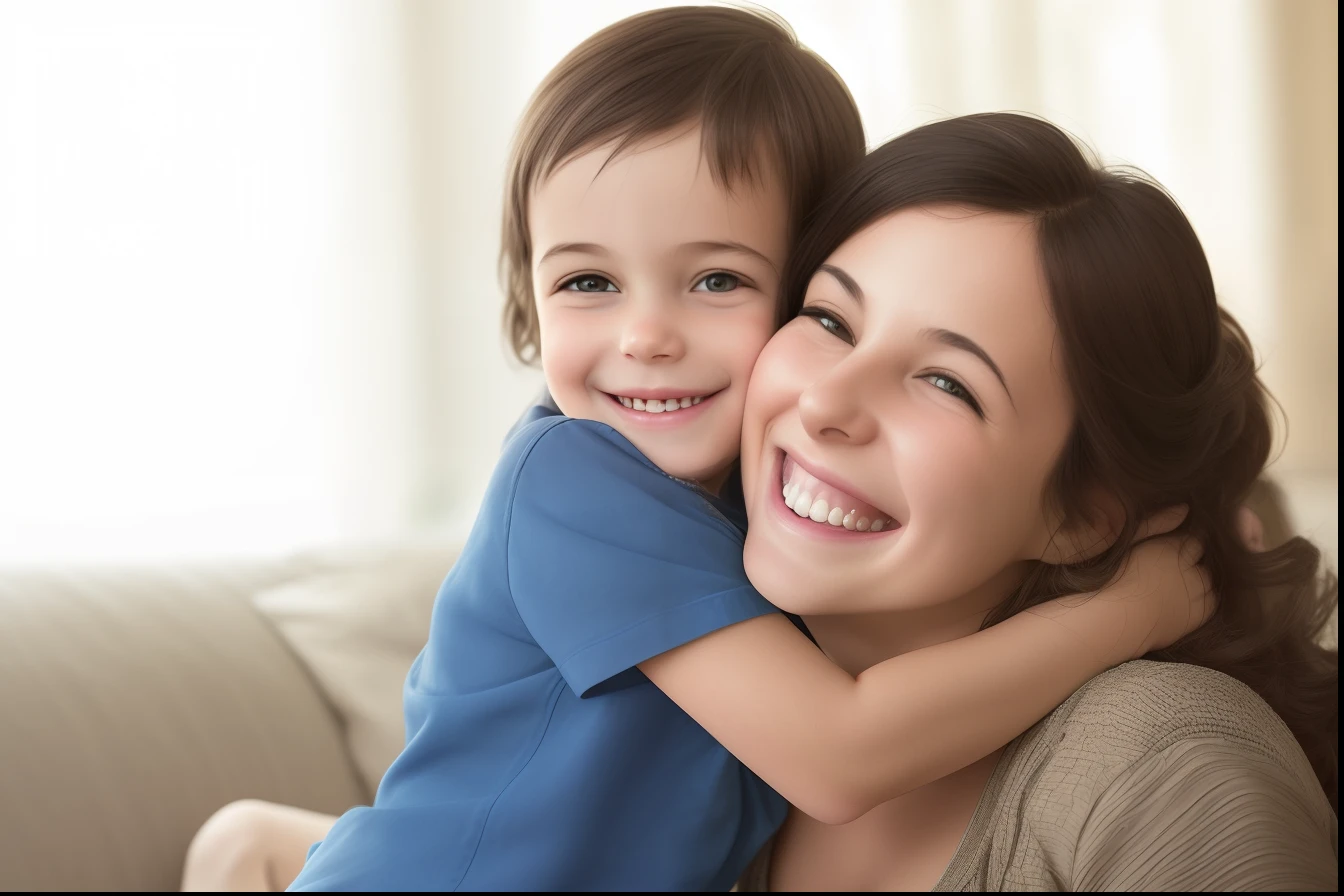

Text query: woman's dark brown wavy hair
(784, 113), (1338, 810)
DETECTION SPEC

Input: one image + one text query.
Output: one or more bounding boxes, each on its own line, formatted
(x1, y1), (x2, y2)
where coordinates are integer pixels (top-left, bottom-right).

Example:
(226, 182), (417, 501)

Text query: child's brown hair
(500, 4), (866, 363)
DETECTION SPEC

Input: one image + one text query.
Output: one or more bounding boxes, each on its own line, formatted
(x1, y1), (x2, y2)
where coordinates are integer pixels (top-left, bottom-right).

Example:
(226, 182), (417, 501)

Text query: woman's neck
(800, 564), (1028, 677)
(774, 566), (1034, 892)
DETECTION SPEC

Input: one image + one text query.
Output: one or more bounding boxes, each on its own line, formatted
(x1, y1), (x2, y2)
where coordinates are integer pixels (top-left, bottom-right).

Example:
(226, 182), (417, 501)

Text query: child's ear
(1038, 486), (1127, 566)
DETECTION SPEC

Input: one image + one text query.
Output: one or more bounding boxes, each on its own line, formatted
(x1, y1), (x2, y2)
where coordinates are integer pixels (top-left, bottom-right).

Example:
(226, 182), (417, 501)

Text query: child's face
(529, 126), (788, 490)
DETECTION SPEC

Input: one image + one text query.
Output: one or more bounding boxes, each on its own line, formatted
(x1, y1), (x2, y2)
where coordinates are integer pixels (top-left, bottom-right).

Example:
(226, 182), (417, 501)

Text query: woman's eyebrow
(818, 263), (864, 304)
(920, 327), (1014, 404)
(537, 242), (608, 265)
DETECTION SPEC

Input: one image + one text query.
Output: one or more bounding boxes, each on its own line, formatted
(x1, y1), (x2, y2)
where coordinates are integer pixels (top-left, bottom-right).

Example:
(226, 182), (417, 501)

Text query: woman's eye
(693, 272), (741, 293)
(562, 275), (618, 293)
(799, 306), (854, 344)
(923, 374), (983, 417)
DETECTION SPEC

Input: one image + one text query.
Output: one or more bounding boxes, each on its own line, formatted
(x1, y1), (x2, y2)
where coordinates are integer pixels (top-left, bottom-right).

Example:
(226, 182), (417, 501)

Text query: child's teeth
(792, 492), (813, 517)
(620, 395), (705, 413)
(856, 517), (871, 531)
(842, 511), (856, 530)
(870, 519), (884, 532)
(808, 498), (830, 523)
(827, 506), (844, 526)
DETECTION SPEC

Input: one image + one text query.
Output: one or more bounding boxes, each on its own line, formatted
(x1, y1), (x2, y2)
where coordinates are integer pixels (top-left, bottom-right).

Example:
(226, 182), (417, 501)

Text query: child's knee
(182, 799), (281, 891)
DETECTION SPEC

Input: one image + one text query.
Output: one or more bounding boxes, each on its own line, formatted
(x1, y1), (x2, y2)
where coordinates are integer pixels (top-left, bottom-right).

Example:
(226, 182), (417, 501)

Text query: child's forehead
(539, 125), (787, 210)
(531, 130), (788, 254)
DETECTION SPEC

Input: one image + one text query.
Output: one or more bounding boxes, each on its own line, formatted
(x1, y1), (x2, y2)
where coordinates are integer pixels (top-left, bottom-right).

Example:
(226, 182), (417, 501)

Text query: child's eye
(692, 272), (741, 293)
(921, 373), (984, 418)
(562, 274), (618, 293)
(798, 306), (854, 345)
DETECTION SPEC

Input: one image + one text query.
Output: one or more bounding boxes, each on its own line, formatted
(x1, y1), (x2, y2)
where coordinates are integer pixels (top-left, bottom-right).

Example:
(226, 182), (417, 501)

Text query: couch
(0, 539), (460, 892)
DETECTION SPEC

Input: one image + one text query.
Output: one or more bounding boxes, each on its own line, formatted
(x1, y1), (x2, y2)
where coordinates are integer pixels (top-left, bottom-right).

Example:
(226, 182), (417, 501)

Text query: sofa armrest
(0, 562), (367, 892)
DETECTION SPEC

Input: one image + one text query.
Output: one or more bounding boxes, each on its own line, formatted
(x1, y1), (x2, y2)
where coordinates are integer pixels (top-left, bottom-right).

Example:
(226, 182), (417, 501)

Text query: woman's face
(741, 206), (1077, 618)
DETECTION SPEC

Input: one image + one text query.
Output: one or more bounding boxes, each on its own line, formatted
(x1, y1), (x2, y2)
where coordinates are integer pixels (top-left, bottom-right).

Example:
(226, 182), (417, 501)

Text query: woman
(183, 113), (1337, 891)
(734, 112), (1337, 890)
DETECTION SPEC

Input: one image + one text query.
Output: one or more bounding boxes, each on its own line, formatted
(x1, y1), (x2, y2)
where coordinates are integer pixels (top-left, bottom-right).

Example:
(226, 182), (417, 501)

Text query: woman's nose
(620, 308), (686, 362)
(797, 359), (880, 445)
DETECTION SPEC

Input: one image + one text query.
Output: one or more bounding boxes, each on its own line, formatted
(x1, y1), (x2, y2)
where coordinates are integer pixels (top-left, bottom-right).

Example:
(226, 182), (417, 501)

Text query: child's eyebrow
(538, 240), (779, 273)
(681, 241), (779, 274)
(538, 242), (608, 265)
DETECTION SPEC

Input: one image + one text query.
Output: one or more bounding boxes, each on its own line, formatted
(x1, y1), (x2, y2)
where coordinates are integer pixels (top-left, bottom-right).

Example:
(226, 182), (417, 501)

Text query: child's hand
(1107, 531), (1215, 660)
(1237, 506), (1266, 551)
(1093, 505), (1215, 661)
(1039, 506), (1214, 665)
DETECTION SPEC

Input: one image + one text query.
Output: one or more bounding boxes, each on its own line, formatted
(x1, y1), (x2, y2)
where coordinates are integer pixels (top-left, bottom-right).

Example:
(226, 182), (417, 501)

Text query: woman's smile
(772, 449), (902, 536)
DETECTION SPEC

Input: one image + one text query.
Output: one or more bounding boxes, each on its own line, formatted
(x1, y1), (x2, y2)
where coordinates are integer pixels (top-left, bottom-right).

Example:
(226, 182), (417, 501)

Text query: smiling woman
(736, 112), (1337, 892)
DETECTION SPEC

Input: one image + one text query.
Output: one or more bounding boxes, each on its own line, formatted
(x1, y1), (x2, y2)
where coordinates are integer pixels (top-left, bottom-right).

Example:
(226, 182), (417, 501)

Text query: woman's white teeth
(782, 484), (890, 533)
(619, 395), (703, 413)
(808, 498), (829, 523)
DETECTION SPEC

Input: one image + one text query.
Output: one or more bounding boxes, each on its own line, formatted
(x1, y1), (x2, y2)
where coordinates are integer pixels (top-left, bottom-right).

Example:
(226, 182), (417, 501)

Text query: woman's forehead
(824, 208), (1046, 325)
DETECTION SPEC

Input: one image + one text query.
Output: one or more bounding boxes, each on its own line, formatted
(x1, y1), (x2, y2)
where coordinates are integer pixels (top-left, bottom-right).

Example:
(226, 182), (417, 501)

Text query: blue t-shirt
(289, 408), (789, 891)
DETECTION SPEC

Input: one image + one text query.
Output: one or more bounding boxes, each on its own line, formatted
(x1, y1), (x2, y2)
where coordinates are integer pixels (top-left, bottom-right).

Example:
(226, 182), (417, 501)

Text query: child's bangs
(531, 105), (784, 206)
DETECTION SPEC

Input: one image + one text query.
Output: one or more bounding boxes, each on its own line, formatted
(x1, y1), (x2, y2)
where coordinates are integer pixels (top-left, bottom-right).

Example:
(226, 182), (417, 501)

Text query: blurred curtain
(1, 0), (1334, 564)
(0, 0), (425, 562)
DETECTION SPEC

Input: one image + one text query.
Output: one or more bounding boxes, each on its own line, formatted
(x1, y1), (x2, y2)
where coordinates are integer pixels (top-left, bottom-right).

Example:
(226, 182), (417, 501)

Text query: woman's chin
(743, 545), (840, 616)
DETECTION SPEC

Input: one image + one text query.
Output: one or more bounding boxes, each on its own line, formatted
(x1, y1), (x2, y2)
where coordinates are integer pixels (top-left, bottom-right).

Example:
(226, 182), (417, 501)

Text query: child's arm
(504, 421), (1210, 826)
(639, 535), (1212, 825)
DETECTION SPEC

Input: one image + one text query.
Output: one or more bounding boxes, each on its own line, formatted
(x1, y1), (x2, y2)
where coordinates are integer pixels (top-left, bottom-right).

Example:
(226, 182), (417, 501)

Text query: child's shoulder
(503, 408), (659, 479)
(497, 408), (738, 537)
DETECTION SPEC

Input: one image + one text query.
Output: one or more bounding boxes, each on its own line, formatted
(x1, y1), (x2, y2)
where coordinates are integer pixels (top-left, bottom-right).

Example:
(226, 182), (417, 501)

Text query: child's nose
(620, 310), (686, 362)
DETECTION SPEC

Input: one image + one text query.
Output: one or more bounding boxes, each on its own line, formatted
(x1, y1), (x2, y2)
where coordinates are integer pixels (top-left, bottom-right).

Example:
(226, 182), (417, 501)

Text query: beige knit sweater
(740, 660), (1338, 891)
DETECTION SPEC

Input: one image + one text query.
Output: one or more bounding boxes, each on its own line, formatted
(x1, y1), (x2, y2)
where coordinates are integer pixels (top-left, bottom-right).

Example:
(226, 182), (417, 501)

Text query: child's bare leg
(181, 800), (337, 892)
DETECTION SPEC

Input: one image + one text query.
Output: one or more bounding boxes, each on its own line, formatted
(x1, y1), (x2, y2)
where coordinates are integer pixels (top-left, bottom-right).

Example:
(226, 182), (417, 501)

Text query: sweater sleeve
(1070, 734), (1338, 891)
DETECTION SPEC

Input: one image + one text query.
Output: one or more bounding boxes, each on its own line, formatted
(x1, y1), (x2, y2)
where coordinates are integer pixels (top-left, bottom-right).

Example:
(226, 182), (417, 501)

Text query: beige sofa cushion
(0, 561), (368, 892)
(253, 540), (458, 797)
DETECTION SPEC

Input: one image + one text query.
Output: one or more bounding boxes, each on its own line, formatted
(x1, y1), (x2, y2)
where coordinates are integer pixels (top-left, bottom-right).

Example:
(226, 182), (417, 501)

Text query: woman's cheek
(899, 417), (999, 527)
(754, 324), (831, 399)
(741, 329), (813, 506)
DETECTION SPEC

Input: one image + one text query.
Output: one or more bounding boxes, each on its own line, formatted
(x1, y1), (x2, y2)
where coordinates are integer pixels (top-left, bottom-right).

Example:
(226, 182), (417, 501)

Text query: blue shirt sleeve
(505, 418), (778, 697)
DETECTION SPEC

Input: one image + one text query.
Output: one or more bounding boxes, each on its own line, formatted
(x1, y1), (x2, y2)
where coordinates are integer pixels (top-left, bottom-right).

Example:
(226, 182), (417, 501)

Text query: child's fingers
(1134, 504), (1189, 542)
(1236, 506), (1266, 551)
(1178, 533), (1205, 568)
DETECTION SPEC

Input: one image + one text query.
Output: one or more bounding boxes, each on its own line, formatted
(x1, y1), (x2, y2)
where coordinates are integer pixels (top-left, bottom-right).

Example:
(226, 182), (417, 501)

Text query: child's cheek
(536, 306), (600, 418)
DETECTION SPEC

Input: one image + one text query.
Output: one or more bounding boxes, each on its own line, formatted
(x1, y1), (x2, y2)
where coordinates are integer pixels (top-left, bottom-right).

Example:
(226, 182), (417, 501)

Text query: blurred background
(0, 0), (1336, 567)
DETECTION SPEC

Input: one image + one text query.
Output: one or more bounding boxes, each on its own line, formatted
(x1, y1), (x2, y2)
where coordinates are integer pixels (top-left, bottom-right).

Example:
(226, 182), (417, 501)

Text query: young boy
(188, 7), (1209, 892)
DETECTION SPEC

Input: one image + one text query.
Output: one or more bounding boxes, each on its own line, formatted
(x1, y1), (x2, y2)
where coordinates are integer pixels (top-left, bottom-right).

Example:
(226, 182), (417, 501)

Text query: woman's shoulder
(1052, 659), (1302, 761)
(1018, 659), (1323, 802)
(949, 661), (1337, 890)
